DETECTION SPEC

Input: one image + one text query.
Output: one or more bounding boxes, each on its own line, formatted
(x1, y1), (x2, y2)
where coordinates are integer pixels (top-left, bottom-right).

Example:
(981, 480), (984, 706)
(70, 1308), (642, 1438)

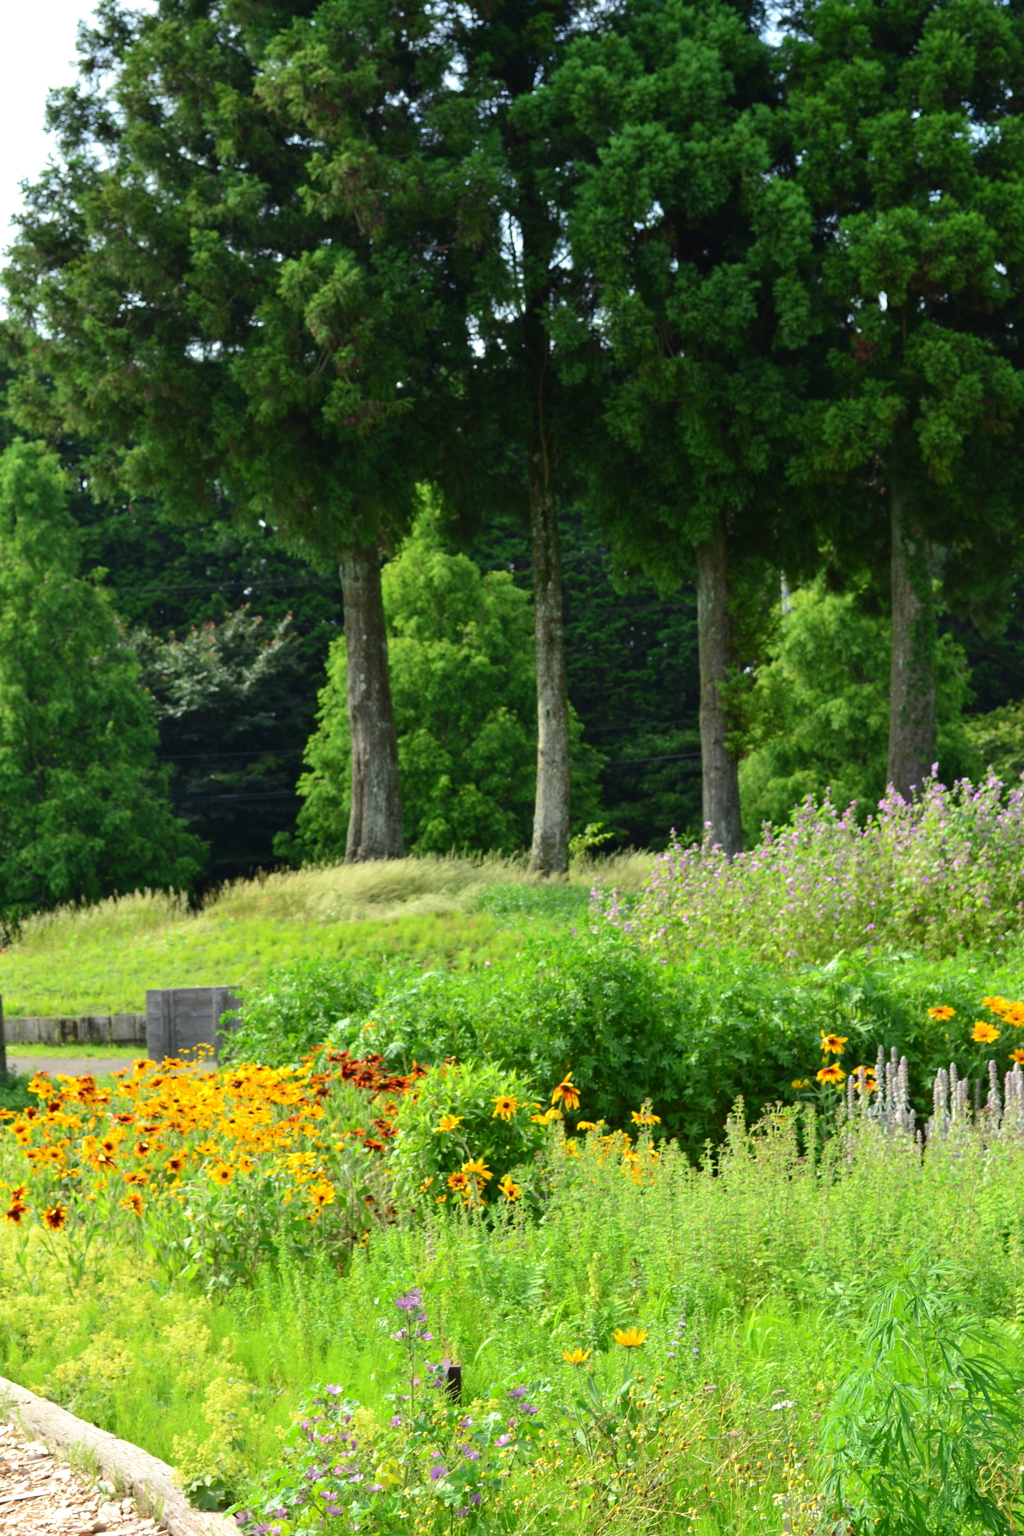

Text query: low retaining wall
(4, 1015), (146, 1046)
(0, 1372), (236, 1535)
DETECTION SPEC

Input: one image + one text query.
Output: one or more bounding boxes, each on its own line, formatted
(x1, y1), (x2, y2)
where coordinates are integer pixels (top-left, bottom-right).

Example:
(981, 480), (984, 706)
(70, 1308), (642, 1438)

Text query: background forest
(2, 0), (1024, 911)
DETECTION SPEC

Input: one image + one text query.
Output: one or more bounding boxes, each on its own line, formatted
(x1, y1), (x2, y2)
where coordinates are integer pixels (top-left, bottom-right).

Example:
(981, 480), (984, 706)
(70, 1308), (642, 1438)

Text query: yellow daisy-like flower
(927, 1005), (956, 1021)
(820, 1033), (848, 1056)
(816, 1063), (846, 1087)
(972, 1021), (1001, 1044)
(434, 1114), (464, 1134)
(447, 1171), (469, 1192)
(462, 1157), (493, 1183)
(630, 1109), (662, 1127)
(498, 1173), (521, 1201)
(562, 1348), (591, 1365)
(551, 1073), (580, 1111)
(492, 1095), (518, 1121)
(209, 1162), (235, 1186)
(120, 1192), (144, 1217)
(613, 1327), (648, 1349)
(42, 1204), (68, 1231)
(791, 1079), (810, 1090)
(1009, 1049), (1024, 1065)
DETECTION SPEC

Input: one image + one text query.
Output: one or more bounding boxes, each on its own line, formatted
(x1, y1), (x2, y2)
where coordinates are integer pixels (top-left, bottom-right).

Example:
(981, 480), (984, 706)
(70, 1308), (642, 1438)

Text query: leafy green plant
(222, 957), (392, 1064)
(818, 1255), (1024, 1536)
(388, 1060), (545, 1205)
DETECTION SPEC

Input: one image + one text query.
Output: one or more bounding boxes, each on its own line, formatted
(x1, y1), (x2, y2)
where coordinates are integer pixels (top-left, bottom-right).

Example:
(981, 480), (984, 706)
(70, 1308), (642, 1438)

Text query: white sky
(0, 0), (97, 258)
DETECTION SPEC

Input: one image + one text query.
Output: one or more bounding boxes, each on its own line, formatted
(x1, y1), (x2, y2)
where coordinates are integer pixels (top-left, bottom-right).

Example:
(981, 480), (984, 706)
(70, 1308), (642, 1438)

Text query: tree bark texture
(887, 487), (937, 799)
(695, 520), (743, 856)
(529, 486), (571, 875)
(339, 545), (404, 861)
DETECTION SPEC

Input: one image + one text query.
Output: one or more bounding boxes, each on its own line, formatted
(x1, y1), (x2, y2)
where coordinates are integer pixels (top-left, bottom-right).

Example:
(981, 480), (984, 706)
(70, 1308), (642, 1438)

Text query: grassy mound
(0, 852), (653, 1016)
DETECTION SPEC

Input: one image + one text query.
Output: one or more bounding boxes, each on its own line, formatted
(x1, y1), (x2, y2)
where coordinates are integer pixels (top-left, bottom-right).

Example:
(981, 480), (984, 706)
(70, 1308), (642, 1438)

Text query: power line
(604, 751), (702, 768)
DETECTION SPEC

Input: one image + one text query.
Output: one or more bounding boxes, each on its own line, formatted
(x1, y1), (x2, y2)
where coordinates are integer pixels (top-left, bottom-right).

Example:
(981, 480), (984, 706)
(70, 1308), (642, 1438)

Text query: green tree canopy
(739, 579), (972, 840)
(785, 0), (1024, 798)
(292, 507), (602, 856)
(550, 0), (814, 854)
(0, 441), (204, 921)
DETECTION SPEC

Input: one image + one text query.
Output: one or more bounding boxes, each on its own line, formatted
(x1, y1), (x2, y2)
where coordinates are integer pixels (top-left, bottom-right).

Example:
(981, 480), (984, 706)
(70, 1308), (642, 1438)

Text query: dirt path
(0, 1420), (161, 1535)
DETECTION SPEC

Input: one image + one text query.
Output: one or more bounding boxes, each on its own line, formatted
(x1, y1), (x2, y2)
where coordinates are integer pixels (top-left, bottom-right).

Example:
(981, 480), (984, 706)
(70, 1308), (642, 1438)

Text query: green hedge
(228, 934), (1024, 1154)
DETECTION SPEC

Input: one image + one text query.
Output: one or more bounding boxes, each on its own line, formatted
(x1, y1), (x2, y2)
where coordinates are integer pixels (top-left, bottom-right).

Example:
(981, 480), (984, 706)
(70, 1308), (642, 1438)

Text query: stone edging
(0, 1374), (237, 1536)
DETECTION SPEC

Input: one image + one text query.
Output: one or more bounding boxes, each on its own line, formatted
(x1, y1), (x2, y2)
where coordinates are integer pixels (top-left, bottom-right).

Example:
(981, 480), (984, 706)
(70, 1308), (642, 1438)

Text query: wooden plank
(0, 1375), (237, 1536)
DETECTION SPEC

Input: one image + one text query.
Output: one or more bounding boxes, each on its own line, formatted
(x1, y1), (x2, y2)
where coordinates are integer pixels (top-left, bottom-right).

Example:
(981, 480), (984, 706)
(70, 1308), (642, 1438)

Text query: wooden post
(0, 993), (8, 1079)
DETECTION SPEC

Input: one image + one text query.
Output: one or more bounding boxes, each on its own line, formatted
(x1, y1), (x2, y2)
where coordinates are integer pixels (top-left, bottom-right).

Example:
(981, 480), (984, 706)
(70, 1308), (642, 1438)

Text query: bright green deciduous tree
(739, 579), (971, 840)
(0, 441), (205, 921)
(786, 0), (1024, 800)
(293, 509), (602, 856)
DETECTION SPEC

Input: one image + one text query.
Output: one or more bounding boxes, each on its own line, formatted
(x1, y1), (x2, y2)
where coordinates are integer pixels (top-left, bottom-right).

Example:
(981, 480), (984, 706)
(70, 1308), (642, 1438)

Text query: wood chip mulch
(0, 1419), (162, 1535)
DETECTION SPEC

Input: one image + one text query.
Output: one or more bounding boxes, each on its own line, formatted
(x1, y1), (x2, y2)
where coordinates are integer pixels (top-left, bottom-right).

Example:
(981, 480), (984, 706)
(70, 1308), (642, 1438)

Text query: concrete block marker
(145, 987), (241, 1064)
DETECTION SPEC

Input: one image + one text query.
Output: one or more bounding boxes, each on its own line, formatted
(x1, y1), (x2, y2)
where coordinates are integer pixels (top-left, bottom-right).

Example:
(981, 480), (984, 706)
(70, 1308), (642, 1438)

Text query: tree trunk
(887, 485), (936, 799)
(529, 484), (571, 875)
(695, 518), (743, 856)
(338, 544), (403, 861)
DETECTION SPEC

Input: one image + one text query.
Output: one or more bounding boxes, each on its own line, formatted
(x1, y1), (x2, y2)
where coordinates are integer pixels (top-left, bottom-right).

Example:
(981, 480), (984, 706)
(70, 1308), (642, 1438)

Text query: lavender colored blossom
(389, 1415), (403, 1427)
(430, 1466), (448, 1482)
(462, 1446), (481, 1460)
(509, 1386), (528, 1401)
(395, 1288), (424, 1312)
(495, 1434), (512, 1448)
(470, 1493), (482, 1505)
(593, 774), (1024, 963)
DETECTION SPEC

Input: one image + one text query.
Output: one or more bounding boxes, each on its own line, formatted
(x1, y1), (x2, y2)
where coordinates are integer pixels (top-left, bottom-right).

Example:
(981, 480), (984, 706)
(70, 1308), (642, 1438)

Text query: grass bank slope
(0, 852), (652, 1016)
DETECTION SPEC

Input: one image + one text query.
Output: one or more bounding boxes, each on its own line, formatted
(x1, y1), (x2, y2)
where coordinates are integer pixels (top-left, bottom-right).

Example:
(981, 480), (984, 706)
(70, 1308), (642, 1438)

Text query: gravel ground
(0, 1420), (161, 1535)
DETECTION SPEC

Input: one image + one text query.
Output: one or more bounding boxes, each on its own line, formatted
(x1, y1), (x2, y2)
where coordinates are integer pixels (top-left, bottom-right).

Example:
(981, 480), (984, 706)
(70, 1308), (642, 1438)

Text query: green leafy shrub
(389, 1059), (545, 1204)
(223, 957), (394, 1064)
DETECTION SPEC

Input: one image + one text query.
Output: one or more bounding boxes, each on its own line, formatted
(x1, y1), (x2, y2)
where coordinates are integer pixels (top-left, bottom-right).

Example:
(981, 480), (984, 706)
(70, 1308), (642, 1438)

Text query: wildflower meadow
(1, 794), (1024, 1532)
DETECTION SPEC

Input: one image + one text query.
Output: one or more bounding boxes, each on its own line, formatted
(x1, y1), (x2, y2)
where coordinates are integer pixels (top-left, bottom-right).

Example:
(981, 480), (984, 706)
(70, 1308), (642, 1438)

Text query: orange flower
(498, 1173), (521, 1201)
(491, 1096), (519, 1121)
(119, 1192), (144, 1217)
(820, 1034), (848, 1056)
(551, 1072), (580, 1111)
(613, 1327), (648, 1348)
(816, 1063), (846, 1087)
(630, 1108), (661, 1127)
(562, 1348), (591, 1364)
(1009, 1049), (1024, 1065)
(927, 1006), (956, 1021)
(42, 1204), (68, 1231)
(208, 1163), (235, 1186)
(972, 1021), (1001, 1044)
(447, 1171), (469, 1192)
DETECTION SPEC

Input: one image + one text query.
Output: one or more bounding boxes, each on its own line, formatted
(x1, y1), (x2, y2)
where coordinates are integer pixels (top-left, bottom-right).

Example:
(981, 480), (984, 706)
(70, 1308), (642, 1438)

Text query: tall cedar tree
(785, 0), (1024, 798)
(547, 0), (812, 853)
(2, 0), (471, 860)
